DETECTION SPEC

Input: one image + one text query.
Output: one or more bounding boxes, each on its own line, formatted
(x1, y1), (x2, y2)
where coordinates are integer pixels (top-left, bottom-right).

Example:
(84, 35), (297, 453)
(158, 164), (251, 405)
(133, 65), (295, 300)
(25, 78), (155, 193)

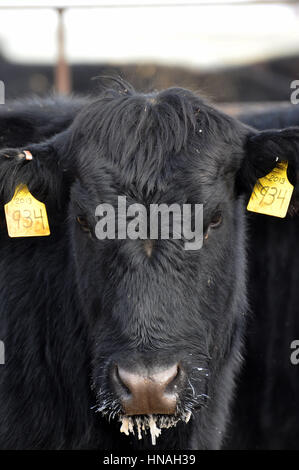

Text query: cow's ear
(0, 129), (72, 211)
(236, 127), (299, 204)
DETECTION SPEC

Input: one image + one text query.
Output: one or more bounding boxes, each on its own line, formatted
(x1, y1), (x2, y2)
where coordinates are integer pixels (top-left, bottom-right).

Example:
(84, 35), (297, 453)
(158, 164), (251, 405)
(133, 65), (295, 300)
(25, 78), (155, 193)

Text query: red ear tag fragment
(23, 150), (33, 161)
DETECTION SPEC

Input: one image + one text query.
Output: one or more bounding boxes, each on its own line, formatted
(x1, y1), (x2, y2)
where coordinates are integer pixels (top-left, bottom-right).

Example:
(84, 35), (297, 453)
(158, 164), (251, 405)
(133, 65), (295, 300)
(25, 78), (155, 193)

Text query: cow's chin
(118, 412), (192, 445)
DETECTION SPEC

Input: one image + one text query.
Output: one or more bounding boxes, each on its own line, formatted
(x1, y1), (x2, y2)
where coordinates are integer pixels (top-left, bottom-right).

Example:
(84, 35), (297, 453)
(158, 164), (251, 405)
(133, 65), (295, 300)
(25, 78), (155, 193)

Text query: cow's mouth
(119, 412), (192, 445)
(93, 361), (208, 445)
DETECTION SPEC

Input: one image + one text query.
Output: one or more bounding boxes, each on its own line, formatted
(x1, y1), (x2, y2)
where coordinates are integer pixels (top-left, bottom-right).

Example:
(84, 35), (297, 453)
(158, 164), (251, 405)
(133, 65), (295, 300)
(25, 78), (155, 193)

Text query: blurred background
(0, 0), (299, 113)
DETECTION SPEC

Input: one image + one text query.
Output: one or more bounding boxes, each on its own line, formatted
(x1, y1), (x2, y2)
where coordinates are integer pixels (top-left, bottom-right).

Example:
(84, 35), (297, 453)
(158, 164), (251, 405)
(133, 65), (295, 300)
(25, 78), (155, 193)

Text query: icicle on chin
(119, 412), (192, 445)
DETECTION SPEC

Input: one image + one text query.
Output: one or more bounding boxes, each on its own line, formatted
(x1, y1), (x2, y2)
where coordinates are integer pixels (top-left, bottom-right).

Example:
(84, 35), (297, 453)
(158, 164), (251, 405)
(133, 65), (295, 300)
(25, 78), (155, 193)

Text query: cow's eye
(209, 211), (223, 229)
(76, 215), (90, 233)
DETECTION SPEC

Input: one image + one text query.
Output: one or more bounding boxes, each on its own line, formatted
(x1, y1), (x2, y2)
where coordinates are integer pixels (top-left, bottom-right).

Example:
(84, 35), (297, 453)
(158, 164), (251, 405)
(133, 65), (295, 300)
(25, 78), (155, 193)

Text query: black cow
(239, 104), (299, 131)
(223, 105), (299, 449)
(0, 82), (298, 450)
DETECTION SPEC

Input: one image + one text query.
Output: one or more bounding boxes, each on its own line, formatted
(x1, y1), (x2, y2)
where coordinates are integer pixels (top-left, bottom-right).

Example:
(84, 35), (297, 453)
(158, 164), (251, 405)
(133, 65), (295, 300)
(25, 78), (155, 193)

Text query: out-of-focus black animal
(0, 84), (298, 450)
(222, 105), (299, 449)
(0, 95), (86, 147)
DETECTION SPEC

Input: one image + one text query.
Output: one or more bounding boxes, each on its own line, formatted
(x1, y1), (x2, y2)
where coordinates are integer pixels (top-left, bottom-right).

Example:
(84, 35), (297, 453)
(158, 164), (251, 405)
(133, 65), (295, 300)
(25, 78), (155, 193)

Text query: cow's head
(1, 82), (298, 449)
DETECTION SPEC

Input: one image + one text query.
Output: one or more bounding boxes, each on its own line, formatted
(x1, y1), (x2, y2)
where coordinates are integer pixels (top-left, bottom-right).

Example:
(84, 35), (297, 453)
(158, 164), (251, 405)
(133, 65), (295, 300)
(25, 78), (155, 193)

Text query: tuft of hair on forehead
(68, 80), (245, 195)
(72, 84), (199, 151)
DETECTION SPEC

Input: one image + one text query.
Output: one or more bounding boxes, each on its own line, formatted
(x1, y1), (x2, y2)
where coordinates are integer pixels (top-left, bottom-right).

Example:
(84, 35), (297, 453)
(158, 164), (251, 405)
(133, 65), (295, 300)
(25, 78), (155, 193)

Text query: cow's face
(63, 87), (270, 448)
(1, 84), (298, 449)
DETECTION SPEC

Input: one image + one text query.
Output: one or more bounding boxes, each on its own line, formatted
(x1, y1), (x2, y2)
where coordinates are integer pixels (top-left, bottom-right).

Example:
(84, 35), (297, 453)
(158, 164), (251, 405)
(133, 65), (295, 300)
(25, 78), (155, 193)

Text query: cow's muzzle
(111, 362), (184, 416)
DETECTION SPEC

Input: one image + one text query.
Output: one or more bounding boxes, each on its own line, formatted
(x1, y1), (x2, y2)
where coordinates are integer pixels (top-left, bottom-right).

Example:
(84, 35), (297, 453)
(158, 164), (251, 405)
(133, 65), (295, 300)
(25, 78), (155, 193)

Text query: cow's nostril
(112, 363), (180, 416)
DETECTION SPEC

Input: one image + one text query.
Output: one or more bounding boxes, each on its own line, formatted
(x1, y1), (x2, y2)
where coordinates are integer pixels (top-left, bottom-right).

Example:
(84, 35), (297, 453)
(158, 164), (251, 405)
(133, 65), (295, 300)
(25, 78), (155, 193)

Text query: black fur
(0, 95), (86, 148)
(222, 106), (299, 449)
(239, 104), (299, 131)
(0, 84), (298, 450)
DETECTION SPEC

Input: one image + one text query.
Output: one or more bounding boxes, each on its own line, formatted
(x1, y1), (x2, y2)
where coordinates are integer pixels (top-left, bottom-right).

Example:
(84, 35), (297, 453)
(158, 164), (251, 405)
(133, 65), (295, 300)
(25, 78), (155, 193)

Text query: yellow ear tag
(247, 161), (294, 218)
(4, 184), (50, 237)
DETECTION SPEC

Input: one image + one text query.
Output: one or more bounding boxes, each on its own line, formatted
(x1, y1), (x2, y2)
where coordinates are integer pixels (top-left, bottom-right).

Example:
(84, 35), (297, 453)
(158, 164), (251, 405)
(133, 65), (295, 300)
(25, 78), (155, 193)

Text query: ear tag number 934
(4, 184), (50, 237)
(247, 161), (294, 218)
